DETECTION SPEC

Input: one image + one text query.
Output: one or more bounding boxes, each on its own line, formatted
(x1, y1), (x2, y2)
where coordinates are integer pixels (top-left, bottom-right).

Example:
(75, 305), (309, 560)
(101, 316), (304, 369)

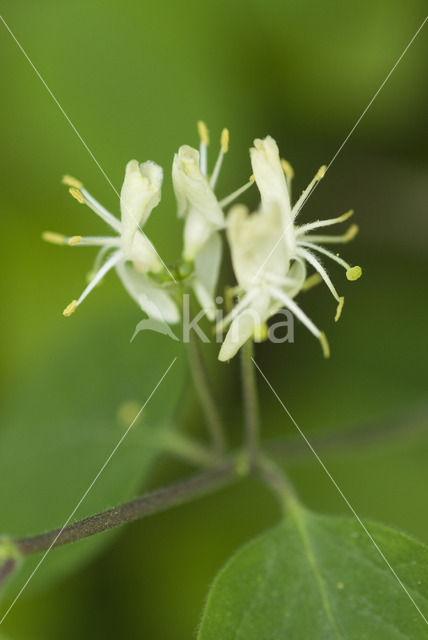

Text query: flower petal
(116, 262), (179, 324)
(120, 160), (163, 246)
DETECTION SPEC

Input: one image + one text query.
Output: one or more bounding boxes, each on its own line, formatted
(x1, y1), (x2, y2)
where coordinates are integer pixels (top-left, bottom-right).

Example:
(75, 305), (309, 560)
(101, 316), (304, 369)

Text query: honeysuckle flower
(173, 122), (253, 320)
(217, 135), (362, 361)
(43, 160), (179, 324)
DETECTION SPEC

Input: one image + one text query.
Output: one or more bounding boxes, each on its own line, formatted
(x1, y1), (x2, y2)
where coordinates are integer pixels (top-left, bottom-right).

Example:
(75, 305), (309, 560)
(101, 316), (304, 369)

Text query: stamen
(291, 164), (328, 218)
(197, 120), (210, 146)
(62, 175), (83, 189)
(221, 128), (229, 153)
(79, 187), (121, 232)
(68, 235), (83, 245)
(253, 323), (268, 342)
(298, 240), (359, 274)
(297, 247), (344, 320)
(42, 231), (67, 245)
(281, 159), (294, 180)
(335, 296), (345, 322)
(68, 236), (120, 247)
(301, 273), (322, 291)
(197, 121), (209, 176)
(269, 284), (322, 340)
(219, 177), (254, 209)
(69, 187), (85, 204)
(319, 332), (330, 358)
(296, 210), (354, 236)
(69, 250), (122, 312)
(63, 300), (77, 317)
(303, 224), (359, 245)
(210, 128), (230, 189)
(346, 266), (362, 281)
(216, 289), (257, 333)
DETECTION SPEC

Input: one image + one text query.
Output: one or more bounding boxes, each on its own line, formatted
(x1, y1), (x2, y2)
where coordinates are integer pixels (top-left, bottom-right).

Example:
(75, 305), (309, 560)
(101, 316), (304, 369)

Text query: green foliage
(199, 506), (428, 639)
(0, 317), (184, 594)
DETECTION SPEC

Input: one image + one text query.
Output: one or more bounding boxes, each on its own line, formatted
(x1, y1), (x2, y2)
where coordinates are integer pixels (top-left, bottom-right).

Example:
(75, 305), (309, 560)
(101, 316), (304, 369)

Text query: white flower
(43, 160), (179, 324)
(218, 135), (361, 361)
(173, 122), (253, 320)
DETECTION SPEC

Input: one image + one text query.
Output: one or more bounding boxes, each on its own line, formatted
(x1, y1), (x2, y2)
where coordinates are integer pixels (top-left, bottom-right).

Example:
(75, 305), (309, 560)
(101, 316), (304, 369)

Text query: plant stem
(187, 334), (226, 453)
(159, 430), (223, 468)
(15, 465), (235, 555)
(240, 340), (260, 469)
(256, 456), (299, 514)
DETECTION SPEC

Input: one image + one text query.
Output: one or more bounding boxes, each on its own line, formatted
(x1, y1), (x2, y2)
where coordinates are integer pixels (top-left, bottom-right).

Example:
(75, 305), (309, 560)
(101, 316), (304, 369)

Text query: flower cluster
(44, 123), (361, 360)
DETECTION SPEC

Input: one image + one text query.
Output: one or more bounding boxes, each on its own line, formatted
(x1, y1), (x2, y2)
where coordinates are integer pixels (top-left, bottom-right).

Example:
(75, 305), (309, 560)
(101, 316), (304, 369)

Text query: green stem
(159, 431), (223, 468)
(256, 455), (299, 514)
(15, 465), (236, 555)
(240, 340), (260, 469)
(187, 334), (226, 453)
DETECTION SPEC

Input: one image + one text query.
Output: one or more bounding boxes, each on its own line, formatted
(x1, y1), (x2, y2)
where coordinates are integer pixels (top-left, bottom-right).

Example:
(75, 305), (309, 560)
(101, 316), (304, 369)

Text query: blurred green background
(1, 0), (427, 637)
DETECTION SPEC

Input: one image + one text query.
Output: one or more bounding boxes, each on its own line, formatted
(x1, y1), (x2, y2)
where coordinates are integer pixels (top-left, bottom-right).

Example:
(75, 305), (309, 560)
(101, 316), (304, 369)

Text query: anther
(62, 175), (83, 189)
(63, 300), (78, 317)
(69, 187), (85, 204)
(343, 224), (359, 242)
(68, 236), (83, 245)
(346, 266), (362, 281)
(316, 165), (327, 180)
(197, 120), (209, 145)
(319, 332), (330, 358)
(221, 128), (229, 153)
(281, 159), (294, 180)
(42, 231), (66, 245)
(335, 296), (345, 322)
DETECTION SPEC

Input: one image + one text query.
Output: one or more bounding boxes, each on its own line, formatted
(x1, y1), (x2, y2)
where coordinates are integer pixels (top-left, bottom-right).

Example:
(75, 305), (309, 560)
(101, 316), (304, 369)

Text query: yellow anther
(346, 265), (362, 281)
(335, 296), (345, 322)
(253, 323), (269, 343)
(338, 209), (354, 222)
(63, 300), (77, 317)
(197, 120), (209, 145)
(42, 231), (66, 245)
(221, 128), (229, 153)
(302, 273), (322, 292)
(62, 175), (83, 189)
(319, 332), (330, 358)
(281, 159), (294, 180)
(68, 236), (83, 246)
(69, 187), (84, 204)
(343, 224), (359, 242)
(316, 165), (327, 180)
(249, 174), (255, 182)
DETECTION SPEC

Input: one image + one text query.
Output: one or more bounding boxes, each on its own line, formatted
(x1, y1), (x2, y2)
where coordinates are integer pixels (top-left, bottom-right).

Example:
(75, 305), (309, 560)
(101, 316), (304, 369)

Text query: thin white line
(0, 14), (177, 283)
(0, 357), (177, 626)
(0, 14), (119, 198)
(299, 14), (428, 211)
(252, 15), (427, 284)
(252, 357), (428, 626)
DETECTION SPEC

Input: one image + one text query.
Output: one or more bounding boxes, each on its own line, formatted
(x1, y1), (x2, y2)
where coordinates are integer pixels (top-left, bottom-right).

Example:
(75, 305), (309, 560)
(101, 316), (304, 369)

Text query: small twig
(187, 334), (226, 453)
(15, 465), (235, 556)
(264, 405), (428, 461)
(240, 341), (260, 468)
(256, 456), (298, 513)
(0, 558), (17, 587)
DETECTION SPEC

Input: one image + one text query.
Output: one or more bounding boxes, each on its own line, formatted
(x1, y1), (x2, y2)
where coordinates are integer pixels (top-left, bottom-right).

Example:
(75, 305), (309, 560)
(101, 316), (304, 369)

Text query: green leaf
(0, 313), (184, 594)
(198, 506), (428, 639)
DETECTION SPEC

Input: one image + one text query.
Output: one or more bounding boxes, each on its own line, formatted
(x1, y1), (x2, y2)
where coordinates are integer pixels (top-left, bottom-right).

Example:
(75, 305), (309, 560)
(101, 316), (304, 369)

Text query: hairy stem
(240, 340), (260, 469)
(188, 334), (226, 453)
(15, 465), (235, 556)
